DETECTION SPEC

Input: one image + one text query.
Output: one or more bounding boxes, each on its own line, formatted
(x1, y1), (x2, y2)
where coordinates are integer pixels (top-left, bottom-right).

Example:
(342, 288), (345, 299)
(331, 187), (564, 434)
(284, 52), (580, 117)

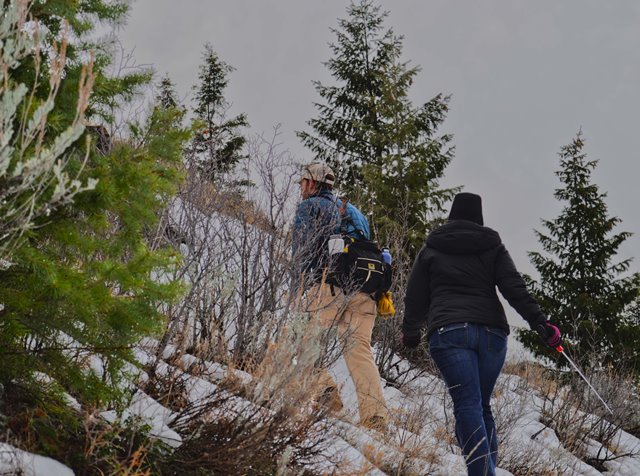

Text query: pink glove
(536, 321), (562, 348)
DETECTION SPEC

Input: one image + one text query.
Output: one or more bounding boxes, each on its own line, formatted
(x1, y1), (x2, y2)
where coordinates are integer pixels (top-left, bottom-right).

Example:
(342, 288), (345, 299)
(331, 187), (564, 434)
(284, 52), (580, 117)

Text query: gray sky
(118, 0), (640, 307)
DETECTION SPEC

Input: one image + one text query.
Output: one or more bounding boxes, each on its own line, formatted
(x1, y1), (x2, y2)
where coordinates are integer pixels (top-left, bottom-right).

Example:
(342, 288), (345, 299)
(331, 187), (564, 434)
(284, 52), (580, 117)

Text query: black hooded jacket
(403, 220), (547, 339)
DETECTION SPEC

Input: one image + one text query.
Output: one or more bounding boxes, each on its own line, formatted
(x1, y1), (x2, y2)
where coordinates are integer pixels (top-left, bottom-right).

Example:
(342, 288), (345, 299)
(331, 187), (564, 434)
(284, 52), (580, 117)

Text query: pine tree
(0, 0), (189, 407)
(156, 74), (181, 110)
(188, 44), (248, 182)
(155, 73), (187, 133)
(297, 0), (456, 254)
(518, 132), (640, 370)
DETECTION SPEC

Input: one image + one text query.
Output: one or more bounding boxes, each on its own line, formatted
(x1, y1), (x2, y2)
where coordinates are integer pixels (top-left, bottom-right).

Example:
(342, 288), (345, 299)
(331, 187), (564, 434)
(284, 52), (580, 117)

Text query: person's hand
(401, 332), (420, 349)
(536, 321), (562, 348)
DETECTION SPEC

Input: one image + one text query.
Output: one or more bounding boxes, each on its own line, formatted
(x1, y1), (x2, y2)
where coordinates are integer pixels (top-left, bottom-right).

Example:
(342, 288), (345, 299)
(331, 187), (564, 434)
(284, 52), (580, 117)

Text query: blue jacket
(292, 191), (372, 281)
(292, 189), (341, 280)
(340, 201), (371, 240)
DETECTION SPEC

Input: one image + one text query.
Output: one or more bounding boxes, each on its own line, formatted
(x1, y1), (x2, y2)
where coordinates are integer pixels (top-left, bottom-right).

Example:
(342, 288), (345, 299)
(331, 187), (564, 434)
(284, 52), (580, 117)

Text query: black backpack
(323, 197), (392, 295)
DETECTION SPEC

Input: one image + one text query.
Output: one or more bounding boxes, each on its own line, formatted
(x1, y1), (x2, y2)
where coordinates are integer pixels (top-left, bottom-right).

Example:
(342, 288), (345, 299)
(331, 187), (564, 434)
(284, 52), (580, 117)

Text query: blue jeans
(429, 322), (507, 476)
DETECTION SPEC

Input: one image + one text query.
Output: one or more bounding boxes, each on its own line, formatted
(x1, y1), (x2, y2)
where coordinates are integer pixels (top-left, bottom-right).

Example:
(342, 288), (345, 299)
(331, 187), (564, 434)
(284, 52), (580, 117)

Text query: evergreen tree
(188, 44), (248, 182)
(156, 74), (181, 110)
(619, 301), (640, 370)
(297, 0), (456, 254)
(155, 73), (187, 132)
(518, 132), (640, 370)
(0, 0), (189, 407)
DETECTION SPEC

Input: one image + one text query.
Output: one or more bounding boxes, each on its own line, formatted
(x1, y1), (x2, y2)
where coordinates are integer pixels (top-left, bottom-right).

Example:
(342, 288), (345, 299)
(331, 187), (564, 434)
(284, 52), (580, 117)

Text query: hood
(426, 220), (501, 254)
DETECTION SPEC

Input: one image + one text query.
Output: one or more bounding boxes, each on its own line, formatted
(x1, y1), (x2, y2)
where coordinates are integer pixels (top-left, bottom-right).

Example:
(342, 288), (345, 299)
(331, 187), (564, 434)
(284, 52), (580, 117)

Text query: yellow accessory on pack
(377, 291), (395, 318)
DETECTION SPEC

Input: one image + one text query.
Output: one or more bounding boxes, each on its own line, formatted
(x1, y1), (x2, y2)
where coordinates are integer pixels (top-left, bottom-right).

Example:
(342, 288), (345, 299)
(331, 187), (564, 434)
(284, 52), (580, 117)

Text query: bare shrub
(387, 402), (447, 474)
(149, 314), (342, 475)
(151, 126), (448, 472)
(492, 374), (531, 444)
(337, 372), (465, 475)
(143, 363), (190, 413)
(81, 412), (168, 476)
(502, 360), (554, 392)
(542, 367), (640, 471)
(497, 443), (558, 476)
(507, 358), (640, 472)
(372, 206), (441, 388)
(155, 128), (302, 372)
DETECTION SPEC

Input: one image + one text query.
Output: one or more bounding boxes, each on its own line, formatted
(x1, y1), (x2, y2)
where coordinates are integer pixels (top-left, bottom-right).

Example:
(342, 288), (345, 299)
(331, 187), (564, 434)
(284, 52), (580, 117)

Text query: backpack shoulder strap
(338, 197), (367, 240)
(317, 195), (367, 239)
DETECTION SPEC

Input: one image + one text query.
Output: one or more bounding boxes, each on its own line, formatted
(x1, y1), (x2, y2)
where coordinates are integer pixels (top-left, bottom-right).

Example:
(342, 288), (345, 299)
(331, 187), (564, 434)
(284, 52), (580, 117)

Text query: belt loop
(330, 284), (336, 297)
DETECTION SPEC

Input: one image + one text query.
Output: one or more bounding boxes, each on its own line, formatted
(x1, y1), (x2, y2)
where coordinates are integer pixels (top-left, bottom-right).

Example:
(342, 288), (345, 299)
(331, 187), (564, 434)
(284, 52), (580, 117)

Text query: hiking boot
(362, 414), (388, 433)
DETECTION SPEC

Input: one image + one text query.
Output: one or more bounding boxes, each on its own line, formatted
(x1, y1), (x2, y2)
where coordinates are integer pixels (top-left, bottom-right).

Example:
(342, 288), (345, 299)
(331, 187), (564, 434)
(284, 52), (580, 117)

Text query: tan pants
(306, 283), (389, 426)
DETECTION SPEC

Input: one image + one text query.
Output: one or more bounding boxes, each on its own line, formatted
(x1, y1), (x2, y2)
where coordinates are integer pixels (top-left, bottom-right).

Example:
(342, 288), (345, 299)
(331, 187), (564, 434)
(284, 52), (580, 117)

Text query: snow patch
(0, 443), (75, 476)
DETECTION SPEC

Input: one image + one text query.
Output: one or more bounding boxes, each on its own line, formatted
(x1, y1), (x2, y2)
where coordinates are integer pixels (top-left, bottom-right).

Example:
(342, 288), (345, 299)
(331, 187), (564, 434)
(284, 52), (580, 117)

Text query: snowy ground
(4, 340), (639, 475)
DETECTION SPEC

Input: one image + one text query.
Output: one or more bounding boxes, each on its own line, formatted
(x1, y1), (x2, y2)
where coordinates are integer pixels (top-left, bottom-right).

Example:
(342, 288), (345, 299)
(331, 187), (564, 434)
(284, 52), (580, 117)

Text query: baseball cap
(298, 162), (335, 186)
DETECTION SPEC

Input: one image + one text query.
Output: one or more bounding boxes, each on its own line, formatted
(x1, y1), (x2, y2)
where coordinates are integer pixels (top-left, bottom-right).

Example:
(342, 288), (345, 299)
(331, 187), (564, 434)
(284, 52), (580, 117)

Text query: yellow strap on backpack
(377, 291), (395, 318)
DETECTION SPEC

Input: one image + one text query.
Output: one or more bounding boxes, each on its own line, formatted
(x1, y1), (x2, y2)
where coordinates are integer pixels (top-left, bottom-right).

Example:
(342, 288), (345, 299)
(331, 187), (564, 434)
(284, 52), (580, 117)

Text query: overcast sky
(118, 0), (640, 305)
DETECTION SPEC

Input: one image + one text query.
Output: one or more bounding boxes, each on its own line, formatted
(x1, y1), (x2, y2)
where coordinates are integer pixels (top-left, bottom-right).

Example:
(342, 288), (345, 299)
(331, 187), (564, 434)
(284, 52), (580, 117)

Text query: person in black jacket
(401, 192), (561, 476)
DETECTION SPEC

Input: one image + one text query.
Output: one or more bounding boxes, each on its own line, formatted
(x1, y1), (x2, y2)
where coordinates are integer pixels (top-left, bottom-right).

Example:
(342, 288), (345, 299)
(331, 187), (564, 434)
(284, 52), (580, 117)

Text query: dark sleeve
(495, 244), (547, 329)
(402, 248), (430, 337)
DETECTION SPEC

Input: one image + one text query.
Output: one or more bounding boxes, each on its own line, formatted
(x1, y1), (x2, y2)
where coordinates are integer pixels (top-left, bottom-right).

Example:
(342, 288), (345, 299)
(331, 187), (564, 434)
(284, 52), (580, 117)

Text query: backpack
(323, 197), (392, 295)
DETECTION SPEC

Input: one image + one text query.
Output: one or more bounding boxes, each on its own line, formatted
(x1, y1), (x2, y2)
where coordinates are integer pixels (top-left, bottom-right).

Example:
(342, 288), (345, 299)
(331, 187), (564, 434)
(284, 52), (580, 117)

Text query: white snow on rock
(305, 430), (388, 476)
(604, 456), (640, 476)
(611, 427), (640, 458)
(177, 353), (253, 385)
(0, 443), (75, 476)
(101, 390), (182, 448)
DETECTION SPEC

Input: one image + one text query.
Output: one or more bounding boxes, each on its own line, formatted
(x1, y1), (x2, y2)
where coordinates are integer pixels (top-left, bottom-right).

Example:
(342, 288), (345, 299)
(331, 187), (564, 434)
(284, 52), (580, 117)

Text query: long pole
(555, 345), (614, 415)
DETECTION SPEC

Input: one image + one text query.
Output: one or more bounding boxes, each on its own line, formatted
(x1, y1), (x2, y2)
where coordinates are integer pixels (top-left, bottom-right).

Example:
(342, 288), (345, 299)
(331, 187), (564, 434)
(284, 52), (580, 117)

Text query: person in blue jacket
(401, 192), (562, 476)
(291, 165), (340, 285)
(292, 162), (389, 431)
(291, 168), (370, 284)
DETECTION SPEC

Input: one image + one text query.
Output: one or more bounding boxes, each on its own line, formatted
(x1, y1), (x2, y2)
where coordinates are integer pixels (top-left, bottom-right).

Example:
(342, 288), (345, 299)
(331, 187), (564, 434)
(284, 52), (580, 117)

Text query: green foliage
(15, 0), (140, 123)
(0, 0), (97, 259)
(297, 0), (456, 255)
(29, 0), (130, 37)
(0, 1), (192, 472)
(188, 43), (249, 182)
(518, 132), (640, 371)
(0, 106), (188, 405)
(0, 0), (189, 408)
